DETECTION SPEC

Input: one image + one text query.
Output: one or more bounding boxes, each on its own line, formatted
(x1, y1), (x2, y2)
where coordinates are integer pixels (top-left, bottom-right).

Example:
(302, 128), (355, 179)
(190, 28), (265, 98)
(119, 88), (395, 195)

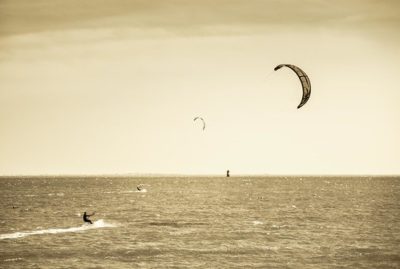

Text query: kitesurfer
(83, 211), (95, 224)
(227, 170), (230, 177)
(137, 184), (146, 191)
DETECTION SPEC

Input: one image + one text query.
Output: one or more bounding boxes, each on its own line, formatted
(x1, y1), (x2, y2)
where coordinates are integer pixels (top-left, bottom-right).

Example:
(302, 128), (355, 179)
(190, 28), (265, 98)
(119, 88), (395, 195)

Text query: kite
(274, 64), (311, 109)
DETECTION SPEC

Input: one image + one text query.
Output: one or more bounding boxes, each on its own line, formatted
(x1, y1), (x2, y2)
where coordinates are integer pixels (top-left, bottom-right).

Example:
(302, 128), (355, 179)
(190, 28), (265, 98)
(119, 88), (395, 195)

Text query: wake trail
(0, 219), (116, 240)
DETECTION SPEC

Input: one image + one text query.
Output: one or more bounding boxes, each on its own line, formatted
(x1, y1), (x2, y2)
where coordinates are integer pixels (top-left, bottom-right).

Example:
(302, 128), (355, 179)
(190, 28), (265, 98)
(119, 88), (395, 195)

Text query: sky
(0, 0), (399, 175)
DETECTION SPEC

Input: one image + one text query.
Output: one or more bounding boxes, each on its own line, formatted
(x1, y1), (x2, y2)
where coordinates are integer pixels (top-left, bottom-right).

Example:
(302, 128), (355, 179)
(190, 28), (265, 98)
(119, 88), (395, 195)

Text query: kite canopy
(274, 64), (311, 109)
(193, 117), (206, 130)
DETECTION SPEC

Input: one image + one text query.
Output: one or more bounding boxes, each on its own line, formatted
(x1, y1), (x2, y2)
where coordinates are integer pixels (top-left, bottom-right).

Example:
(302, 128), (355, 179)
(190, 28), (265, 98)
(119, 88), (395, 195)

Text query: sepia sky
(0, 0), (399, 175)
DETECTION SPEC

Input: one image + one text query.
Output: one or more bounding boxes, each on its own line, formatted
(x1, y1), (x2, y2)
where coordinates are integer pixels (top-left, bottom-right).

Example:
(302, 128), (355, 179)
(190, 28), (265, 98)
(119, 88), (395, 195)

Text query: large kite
(274, 64), (311, 109)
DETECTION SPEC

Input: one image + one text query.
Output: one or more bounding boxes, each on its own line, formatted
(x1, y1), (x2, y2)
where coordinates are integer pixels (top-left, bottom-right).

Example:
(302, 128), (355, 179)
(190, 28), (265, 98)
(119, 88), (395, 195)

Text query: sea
(0, 176), (399, 268)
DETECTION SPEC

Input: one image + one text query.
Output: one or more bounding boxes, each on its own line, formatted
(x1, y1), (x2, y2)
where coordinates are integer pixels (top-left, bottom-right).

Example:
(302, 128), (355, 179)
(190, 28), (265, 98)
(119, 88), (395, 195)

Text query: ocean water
(0, 176), (399, 268)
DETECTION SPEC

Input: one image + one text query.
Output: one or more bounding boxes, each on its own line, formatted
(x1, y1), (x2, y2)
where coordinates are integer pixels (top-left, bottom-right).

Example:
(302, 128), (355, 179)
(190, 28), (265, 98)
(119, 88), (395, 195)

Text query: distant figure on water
(226, 170), (230, 177)
(83, 211), (95, 224)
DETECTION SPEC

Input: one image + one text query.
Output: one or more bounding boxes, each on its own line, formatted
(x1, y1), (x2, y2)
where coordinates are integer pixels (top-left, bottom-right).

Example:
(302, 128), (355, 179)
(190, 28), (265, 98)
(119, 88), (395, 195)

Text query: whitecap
(252, 220), (263, 225)
(259, 246), (279, 251)
(4, 258), (23, 262)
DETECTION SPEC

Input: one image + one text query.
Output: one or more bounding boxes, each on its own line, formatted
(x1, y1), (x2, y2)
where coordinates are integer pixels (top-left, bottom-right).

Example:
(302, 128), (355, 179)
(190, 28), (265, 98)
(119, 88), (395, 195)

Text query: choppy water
(0, 176), (399, 268)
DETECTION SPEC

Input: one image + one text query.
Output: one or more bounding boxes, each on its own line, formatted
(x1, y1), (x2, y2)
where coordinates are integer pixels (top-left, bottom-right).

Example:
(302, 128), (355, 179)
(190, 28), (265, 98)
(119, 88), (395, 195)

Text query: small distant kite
(274, 64), (311, 109)
(193, 117), (206, 131)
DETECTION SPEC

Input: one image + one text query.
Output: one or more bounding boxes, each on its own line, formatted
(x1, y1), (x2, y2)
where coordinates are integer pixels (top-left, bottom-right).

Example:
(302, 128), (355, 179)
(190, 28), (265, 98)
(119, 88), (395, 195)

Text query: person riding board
(83, 211), (95, 224)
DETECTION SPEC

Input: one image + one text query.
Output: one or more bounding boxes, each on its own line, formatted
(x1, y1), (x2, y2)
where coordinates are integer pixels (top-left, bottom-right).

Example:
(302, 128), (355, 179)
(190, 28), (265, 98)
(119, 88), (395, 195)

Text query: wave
(0, 219), (116, 240)
(252, 220), (263, 225)
(4, 258), (23, 262)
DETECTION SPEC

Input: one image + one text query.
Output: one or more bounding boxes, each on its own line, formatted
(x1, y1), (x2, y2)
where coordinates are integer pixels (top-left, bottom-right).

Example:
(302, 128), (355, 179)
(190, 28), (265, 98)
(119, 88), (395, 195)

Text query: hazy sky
(0, 0), (399, 175)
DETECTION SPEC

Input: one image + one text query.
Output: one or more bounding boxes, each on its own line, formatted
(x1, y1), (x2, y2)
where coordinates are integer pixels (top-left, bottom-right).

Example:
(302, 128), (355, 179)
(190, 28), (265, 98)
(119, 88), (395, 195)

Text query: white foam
(252, 220), (263, 225)
(0, 219), (116, 240)
(122, 189), (147, 193)
(4, 258), (23, 262)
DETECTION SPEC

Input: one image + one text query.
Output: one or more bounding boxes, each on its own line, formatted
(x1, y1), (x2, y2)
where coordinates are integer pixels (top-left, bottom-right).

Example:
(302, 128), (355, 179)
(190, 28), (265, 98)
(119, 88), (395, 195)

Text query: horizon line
(0, 173), (399, 178)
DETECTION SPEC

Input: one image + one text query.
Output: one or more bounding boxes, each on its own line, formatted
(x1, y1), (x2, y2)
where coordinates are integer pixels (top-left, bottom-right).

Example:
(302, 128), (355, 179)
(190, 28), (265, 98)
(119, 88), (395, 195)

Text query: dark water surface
(0, 176), (399, 268)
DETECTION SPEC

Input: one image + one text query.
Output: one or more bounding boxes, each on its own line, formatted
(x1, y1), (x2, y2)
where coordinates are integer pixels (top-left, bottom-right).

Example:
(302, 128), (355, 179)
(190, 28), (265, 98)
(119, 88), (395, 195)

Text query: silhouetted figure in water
(83, 211), (95, 224)
(226, 170), (230, 177)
